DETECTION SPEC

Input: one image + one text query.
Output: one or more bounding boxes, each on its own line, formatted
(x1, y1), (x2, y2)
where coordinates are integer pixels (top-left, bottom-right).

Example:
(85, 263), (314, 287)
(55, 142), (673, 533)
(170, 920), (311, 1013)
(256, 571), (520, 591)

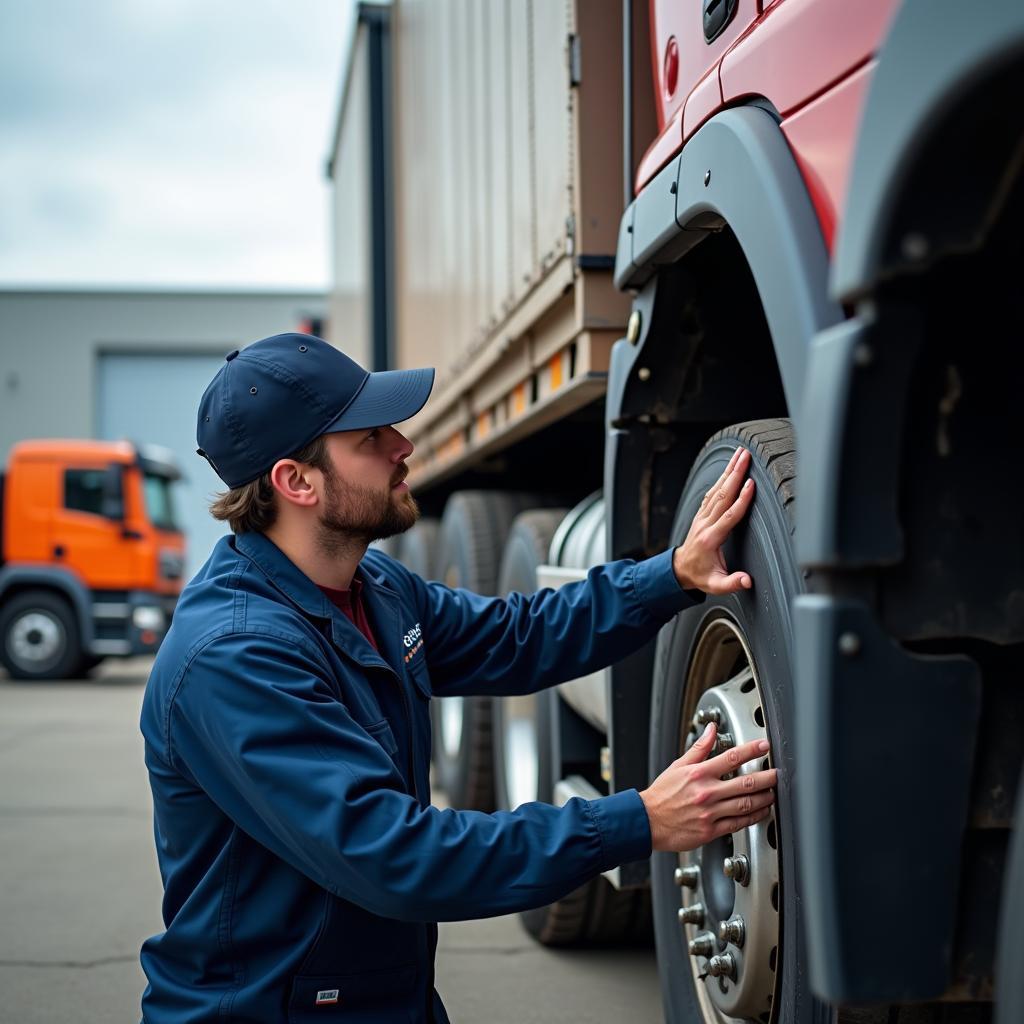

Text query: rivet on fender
(838, 632), (861, 657)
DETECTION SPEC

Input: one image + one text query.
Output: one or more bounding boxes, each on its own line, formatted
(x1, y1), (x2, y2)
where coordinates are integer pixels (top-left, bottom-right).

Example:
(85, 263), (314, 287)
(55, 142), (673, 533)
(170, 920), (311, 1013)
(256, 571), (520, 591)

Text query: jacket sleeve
(409, 548), (701, 697)
(168, 631), (652, 923)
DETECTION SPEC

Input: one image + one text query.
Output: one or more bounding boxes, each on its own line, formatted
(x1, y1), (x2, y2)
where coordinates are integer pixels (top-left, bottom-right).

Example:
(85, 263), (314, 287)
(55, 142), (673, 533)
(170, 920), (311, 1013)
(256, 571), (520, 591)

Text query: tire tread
(707, 419), (798, 533)
(499, 510), (654, 950)
(435, 492), (554, 810)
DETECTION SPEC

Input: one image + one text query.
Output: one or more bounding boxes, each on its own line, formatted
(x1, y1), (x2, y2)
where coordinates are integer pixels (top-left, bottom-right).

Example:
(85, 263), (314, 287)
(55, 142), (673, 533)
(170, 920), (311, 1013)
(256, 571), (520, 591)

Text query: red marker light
(664, 36), (679, 99)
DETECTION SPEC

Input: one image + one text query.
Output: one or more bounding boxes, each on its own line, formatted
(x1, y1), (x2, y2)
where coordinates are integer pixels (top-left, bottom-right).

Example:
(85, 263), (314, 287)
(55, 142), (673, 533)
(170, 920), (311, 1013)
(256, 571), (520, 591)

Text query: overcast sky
(0, 1), (353, 290)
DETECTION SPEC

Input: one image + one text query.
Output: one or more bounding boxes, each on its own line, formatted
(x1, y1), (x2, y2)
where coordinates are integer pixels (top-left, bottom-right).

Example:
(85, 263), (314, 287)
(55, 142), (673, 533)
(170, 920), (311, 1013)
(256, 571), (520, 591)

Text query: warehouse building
(0, 288), (326, 575)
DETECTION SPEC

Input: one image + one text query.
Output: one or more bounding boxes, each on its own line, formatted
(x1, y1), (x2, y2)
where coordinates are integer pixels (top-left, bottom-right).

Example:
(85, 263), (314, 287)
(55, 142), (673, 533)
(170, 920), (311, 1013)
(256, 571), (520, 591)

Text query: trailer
(327, 2), (1024, 1021)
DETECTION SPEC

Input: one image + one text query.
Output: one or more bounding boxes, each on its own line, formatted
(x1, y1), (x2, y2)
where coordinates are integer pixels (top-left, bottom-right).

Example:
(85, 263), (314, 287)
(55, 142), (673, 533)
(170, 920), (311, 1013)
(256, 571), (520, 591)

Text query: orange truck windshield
(143, 473), (181, 534)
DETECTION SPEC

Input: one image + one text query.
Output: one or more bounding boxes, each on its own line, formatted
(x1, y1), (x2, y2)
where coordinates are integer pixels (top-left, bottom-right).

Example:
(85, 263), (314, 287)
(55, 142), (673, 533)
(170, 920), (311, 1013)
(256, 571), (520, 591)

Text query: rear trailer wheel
(493, 509), (567, 812)
(495, 508), (652, 947)
(650, 420), (830, 1024)
(396, 517), (440, 579)
(433, 491), (549, 810)
(0, 590), (86, 681)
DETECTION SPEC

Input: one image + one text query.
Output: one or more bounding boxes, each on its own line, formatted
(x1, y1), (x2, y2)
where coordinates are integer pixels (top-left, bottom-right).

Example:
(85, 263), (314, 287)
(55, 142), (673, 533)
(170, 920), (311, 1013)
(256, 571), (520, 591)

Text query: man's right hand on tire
(639, 722), (776, 852)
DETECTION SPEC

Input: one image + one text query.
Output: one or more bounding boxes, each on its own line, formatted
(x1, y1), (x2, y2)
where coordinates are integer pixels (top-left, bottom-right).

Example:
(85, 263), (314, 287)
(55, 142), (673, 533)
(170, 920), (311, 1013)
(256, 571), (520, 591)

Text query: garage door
(98, 352), (230, 580)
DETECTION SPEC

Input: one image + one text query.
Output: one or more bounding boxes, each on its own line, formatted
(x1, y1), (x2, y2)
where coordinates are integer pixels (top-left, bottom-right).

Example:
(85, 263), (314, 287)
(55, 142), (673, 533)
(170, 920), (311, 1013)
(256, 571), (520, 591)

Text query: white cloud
(0, 0), (353, 288)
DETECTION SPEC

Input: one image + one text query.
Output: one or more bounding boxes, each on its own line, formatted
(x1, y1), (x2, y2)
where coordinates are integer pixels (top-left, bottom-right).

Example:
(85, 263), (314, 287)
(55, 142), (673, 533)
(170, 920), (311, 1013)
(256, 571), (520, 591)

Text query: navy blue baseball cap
(196, 333), (434, 488)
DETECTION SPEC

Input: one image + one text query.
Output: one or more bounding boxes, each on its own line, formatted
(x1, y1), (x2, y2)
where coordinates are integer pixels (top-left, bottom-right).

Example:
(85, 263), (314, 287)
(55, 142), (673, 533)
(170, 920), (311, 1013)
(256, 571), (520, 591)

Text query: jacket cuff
(631, 548), (703, 619)
(588, 789), (652, 869)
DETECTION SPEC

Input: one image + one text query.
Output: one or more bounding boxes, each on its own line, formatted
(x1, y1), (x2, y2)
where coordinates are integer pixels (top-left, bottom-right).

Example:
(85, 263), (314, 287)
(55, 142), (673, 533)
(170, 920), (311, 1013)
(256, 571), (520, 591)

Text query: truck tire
(493, 509), (652, 946)
(493, 509), (568, 813)
(996, 775), (1024, 1024)
(0, 589), (86, 681)
(370, 535), (403, 561)
(396, 517), (440, 579)
(649, 419), (832, 1024)
(433, 491), (545, 810)
(650, 423), (999, 1024)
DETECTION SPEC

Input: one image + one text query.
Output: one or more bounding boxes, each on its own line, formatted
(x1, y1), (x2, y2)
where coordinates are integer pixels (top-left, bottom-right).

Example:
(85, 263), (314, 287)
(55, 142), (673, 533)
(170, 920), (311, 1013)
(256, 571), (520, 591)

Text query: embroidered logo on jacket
(315, 989), (339, 1005)
(402, 622), (424, 663)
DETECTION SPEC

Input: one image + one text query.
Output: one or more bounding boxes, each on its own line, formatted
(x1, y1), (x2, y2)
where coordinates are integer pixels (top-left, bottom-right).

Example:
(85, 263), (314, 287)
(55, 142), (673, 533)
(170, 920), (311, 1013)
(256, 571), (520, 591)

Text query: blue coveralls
(139, 531), (698, 1022)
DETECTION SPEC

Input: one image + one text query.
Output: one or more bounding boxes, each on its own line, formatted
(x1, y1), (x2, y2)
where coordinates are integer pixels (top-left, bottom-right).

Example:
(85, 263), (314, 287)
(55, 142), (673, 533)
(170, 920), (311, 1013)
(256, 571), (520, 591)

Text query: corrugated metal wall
(394, 0), (575, 386)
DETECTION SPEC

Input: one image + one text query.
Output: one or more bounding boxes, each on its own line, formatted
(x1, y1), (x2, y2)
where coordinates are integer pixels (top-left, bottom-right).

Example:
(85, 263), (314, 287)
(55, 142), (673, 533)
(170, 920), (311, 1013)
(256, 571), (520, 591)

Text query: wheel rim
(501, 694), (538, 807)
(8, 611), (65, 669)
(441, 697), (465, 759)
(674, 613), (780, 1024)
(438, 560), (465, 759)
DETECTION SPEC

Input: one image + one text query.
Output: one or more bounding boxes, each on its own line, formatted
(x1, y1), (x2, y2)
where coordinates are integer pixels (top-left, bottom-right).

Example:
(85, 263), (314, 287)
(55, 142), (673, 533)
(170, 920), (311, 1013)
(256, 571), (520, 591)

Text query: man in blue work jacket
(140, 333), (776, 1023)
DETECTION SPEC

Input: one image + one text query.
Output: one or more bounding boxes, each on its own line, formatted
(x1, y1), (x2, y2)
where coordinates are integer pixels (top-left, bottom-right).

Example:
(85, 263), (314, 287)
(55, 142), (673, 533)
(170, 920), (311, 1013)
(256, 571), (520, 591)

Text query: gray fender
(832, 0), (1024, 301)
(614, 105), (843, 427)
(794, 3), (1024, 1005)
(996, 770), (1024, 1024)
(0, 565), (94, 648)
(794, 594), (981, 1002)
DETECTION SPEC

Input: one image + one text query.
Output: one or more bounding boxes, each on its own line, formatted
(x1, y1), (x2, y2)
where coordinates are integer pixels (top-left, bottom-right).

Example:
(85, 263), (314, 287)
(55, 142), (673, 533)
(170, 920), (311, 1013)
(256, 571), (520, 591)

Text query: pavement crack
(0, 955), (137, 970)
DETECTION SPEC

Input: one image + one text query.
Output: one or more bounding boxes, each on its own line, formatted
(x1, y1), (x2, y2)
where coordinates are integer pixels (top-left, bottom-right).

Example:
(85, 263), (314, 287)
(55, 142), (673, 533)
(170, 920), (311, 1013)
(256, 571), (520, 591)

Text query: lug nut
(723, 855), (750, 885)
(696, 707), (723, 727)
(838, 631), (861, 657)
(714, 732), (735, 754)
(707, 953), (736, 978)
(688, 931), (716, 957)
(717, 915), (745, 946)
(678, 903), (705, 927)
(674, 865), (700, 888)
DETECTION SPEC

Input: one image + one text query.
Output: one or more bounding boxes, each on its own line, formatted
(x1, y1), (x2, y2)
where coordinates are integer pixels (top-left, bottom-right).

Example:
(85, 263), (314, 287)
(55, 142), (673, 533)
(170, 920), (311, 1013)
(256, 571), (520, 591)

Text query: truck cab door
(54, 464), (136, 589)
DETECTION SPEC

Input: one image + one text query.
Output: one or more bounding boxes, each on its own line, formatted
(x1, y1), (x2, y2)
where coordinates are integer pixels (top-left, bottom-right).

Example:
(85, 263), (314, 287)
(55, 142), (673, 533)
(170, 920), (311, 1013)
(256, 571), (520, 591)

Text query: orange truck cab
(0, 439), (186, 680)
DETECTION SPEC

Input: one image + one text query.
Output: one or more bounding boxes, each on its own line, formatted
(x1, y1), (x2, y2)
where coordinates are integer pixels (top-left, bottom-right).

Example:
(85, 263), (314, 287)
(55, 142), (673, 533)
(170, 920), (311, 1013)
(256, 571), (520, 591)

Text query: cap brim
(323, 366), (435, 433)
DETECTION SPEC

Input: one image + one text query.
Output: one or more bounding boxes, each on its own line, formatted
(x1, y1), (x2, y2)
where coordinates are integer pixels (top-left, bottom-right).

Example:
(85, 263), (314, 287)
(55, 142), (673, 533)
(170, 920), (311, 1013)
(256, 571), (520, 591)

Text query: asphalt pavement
(0, 660), (663, 1023)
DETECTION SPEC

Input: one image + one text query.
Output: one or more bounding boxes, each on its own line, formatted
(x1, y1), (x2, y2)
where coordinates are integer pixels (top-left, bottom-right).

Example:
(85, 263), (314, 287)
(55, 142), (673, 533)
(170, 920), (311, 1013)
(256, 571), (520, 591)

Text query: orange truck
(0, 439), (185, 680)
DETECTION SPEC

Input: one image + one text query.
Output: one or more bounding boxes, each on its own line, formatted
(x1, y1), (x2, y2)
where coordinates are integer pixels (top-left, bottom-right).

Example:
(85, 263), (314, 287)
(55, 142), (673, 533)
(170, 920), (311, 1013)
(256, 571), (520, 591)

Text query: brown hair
(209, 435), (331, 534)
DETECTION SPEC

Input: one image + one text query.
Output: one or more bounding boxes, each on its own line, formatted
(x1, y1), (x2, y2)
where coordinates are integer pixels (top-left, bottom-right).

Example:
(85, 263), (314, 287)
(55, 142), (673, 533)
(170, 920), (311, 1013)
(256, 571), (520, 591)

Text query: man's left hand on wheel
(673, 446), (755, 594)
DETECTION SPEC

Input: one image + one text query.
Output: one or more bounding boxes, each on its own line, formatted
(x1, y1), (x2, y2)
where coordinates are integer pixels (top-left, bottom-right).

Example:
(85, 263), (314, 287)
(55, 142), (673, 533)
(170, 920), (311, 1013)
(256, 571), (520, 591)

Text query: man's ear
(269, 459), (319, 509)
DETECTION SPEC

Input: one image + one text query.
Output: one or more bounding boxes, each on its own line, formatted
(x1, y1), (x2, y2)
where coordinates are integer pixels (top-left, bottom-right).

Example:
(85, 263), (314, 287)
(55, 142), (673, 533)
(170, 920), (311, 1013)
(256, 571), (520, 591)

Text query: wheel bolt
(678, 903), (705, 926)
(717, 915), (745, 946)
(714, 732), (735, 754)
(723, 855), (749, 885)
(838, 631), (861, 656)
(674, 865), (700, 888)
(696, 706), (723, 727)
(707, 952), (736, 978)
(688, 931), (716, 957)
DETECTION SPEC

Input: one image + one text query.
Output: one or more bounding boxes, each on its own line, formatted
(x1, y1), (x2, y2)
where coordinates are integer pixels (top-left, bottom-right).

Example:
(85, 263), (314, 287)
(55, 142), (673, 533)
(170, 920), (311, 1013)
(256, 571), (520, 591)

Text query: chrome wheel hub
(9, 611), (63, 667)
(501, 694), (538, 807)
(440, 697), (465, 759)
(439, 562), (465, 759)
(676, 615), (779, 1023)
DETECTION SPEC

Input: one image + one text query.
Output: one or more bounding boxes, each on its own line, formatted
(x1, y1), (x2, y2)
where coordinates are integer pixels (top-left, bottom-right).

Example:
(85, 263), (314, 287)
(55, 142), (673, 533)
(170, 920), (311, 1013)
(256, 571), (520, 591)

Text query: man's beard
(315, 461), (420, 559)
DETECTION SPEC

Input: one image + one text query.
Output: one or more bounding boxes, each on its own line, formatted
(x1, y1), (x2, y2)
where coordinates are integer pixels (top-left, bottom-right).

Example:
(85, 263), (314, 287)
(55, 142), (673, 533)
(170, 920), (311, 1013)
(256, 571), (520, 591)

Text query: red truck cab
(639, 0), (899, 250)
(611, 0), (1024, 1020)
